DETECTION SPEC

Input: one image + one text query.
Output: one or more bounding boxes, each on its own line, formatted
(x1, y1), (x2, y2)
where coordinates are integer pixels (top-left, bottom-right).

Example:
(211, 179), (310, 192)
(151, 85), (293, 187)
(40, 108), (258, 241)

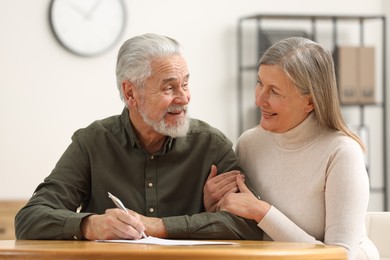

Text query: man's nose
(175, 88), (190, 104)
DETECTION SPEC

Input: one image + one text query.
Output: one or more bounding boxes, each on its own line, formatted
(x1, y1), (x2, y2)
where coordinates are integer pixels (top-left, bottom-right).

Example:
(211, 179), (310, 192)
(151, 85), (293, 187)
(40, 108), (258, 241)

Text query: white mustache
(166, 105), (188, 113)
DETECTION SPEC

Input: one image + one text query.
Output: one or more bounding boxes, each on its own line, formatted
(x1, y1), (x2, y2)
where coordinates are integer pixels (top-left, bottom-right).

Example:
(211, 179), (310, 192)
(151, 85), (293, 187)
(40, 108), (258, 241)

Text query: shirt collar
(120, 107), (174, 155)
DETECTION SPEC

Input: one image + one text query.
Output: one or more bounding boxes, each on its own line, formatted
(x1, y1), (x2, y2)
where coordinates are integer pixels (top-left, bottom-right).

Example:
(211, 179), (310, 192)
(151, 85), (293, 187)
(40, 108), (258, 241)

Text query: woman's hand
(203, 165), (243, 212)
(217, 175), (271, 223)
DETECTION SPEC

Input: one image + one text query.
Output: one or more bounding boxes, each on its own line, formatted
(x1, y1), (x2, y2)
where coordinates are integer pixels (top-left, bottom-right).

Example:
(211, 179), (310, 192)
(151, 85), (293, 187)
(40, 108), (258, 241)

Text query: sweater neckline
(269, 112), (322, 150)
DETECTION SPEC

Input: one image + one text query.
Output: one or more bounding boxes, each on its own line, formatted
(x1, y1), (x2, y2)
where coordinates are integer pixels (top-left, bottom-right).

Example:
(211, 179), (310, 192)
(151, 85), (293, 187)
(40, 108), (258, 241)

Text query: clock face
(49, 0), (127, 57)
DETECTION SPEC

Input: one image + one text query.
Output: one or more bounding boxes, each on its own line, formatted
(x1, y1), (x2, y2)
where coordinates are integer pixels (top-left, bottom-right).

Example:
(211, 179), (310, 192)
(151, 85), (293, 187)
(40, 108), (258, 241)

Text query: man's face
(137, 55), (191, 137)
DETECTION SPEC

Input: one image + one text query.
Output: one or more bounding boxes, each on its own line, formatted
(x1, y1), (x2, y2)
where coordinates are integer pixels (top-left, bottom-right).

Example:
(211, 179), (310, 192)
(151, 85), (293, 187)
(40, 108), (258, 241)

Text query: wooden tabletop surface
(0, 239), (347, 260)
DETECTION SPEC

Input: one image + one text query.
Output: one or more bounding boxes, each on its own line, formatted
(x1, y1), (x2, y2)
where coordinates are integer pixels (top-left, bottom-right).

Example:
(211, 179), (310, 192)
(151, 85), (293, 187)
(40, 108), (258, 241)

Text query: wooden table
(0, 240), (347, 259)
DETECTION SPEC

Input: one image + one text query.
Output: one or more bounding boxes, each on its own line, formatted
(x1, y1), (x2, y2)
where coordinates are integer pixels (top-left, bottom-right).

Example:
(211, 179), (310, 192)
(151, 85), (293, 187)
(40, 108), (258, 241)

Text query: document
(97, 236), (237, 246)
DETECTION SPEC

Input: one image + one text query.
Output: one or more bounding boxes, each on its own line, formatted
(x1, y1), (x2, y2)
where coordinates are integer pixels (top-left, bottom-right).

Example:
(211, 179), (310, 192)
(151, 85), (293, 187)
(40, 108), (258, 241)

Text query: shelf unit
(237, 14), (387, 210)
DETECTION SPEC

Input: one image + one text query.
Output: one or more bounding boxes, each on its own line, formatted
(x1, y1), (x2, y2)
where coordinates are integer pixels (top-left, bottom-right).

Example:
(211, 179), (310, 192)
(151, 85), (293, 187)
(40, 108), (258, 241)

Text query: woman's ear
(305, 96), (315, 113)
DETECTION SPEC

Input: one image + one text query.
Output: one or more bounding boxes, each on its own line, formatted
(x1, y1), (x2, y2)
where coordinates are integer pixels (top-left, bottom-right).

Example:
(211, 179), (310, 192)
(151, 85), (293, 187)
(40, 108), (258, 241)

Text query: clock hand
(69, 3), (88, 19)
(85, 0), (103, 20)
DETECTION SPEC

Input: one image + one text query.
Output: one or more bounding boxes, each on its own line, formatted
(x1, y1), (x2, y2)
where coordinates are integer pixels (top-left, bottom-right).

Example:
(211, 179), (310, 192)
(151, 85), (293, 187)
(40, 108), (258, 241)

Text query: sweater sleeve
(323, 141), (371, 259)
(258, 206), (320, 243)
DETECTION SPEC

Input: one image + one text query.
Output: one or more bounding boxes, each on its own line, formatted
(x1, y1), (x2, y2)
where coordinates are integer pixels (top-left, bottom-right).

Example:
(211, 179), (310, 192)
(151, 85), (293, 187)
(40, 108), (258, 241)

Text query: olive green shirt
(15, 108), (262, 240)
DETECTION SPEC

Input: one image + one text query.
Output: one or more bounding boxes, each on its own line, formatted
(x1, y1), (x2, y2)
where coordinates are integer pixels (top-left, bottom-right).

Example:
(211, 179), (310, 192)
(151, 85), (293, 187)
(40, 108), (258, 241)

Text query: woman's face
(255, 64), (314, 133)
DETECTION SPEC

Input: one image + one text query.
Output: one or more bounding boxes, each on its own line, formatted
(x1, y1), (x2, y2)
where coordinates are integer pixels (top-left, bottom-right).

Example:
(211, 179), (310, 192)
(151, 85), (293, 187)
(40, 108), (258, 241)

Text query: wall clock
(49, 0), (127, 57)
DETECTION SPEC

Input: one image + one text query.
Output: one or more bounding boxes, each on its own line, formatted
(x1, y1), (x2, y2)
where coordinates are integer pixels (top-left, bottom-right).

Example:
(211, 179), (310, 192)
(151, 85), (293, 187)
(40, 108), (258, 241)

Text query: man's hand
(203, 165), (243, 212)
(81, 208), (145, 240)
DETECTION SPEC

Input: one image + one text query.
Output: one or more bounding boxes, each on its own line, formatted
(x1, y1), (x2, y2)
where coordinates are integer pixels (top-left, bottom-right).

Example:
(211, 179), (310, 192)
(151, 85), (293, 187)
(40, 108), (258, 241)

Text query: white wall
(0, 0), (386, 207)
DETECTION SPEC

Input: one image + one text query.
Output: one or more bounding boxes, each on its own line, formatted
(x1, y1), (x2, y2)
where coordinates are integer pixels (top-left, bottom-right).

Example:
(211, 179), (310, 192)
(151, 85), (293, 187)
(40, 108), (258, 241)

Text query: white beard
(139, 104), (190, 138)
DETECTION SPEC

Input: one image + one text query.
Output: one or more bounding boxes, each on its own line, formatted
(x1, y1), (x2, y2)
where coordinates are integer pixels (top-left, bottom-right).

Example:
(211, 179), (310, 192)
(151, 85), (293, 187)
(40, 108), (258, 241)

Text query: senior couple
(15, 33), (378, 259)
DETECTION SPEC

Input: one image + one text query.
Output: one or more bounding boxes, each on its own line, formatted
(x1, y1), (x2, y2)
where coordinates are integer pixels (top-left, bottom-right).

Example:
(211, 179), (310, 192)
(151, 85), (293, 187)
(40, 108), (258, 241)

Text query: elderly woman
(213, 37), (379, 259)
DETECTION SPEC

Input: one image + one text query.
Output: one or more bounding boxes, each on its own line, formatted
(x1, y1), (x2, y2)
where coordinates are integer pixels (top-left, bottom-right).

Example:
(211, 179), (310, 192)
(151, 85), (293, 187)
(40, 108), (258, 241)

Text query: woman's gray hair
(115, 33), (183, 100)
(260, 37), (364, 150)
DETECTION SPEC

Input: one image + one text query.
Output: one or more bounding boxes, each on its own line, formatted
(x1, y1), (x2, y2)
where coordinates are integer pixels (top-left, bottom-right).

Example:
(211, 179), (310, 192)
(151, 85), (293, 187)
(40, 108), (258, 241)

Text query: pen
(107, 192), (147, 238)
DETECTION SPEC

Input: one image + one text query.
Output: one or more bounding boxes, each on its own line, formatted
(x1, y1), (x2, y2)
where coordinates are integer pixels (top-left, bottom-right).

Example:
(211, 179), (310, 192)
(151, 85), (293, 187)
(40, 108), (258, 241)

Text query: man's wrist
(80, 215), (95, 240)
(143, 217), (167, 238)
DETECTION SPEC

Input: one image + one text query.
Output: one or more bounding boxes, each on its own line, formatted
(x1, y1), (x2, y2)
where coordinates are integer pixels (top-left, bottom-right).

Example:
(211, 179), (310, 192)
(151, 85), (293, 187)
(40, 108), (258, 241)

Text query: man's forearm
(162, 211), (263, 239)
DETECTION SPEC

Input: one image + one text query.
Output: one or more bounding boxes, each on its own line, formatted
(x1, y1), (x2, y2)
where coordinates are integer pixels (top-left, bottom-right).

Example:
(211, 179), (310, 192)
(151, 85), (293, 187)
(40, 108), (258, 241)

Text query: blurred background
(0, 0), (389, 212)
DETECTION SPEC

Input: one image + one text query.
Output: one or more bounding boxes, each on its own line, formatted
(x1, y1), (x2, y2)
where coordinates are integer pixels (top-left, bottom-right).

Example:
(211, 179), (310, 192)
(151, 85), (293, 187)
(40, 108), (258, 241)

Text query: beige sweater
(236, 113), (379, 260)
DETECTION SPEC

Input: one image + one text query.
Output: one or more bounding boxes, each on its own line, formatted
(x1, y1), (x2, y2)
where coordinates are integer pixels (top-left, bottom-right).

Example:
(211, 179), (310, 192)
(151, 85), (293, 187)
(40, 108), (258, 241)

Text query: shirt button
(73, 236), (78, 240)
(150, 155), (154, 160)
(148, 182), (153, 188)
(149, 208), (154, 213)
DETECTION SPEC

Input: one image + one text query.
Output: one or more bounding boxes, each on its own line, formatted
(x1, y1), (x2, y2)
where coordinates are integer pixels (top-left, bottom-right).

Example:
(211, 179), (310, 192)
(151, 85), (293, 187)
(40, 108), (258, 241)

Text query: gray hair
(115, 33), (183, 100)
(260, 37), (364, 150)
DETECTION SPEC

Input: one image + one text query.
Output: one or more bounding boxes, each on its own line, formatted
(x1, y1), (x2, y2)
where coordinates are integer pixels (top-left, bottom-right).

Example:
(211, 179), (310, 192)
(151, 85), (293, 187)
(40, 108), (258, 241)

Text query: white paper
(97, 236), (237, 246)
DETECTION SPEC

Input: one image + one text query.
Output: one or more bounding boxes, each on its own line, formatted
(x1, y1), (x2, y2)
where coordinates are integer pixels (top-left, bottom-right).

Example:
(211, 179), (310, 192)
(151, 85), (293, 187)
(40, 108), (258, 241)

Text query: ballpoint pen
(107, 192), (147, 238)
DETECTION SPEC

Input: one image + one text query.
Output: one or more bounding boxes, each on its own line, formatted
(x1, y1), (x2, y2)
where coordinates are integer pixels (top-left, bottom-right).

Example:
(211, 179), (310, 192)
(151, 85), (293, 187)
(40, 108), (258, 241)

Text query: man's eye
(163, 86), (173, 93)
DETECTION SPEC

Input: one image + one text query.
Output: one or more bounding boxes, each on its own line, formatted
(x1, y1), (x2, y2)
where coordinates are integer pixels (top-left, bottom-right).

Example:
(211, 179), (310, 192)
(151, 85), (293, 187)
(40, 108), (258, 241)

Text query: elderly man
(15, 33), (262, 241)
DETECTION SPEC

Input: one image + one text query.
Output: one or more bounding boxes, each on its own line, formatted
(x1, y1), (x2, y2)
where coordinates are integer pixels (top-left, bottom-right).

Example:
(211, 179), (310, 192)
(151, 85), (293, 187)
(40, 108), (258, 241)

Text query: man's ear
(122, 80), (137, 107)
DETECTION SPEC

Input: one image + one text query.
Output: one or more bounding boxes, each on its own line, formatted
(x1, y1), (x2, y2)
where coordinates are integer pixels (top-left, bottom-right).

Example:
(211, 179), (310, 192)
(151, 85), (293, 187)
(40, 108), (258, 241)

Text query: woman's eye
(270, 89), (279, 95)
(256, 80), (263, 88)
